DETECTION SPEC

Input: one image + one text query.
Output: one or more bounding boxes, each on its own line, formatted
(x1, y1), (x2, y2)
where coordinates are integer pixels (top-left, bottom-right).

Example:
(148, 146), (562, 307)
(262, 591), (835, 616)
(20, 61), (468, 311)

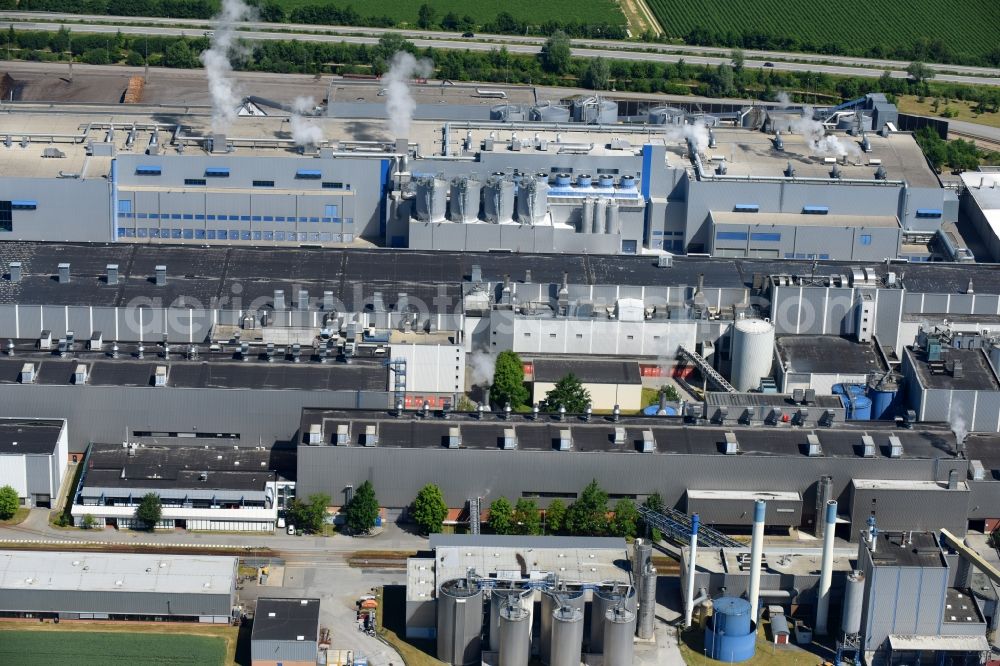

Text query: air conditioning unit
(806, 433), (823, 457)
(861, 435), (876, 458)
(724, 432), (740, 455)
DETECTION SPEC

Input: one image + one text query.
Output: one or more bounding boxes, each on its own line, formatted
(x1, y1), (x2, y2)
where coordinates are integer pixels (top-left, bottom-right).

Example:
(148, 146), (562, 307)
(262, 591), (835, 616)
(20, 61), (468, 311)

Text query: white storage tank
(516, 178), (549, 226)
(437, 578), (484, 666)
(449, 177), (481, 223)
(841, 570), (865, 636)
(730, 317), (776, 392)
(415, 176), (448, 223)
(498, 602), (531, 666)
(484, 174), (516, 224)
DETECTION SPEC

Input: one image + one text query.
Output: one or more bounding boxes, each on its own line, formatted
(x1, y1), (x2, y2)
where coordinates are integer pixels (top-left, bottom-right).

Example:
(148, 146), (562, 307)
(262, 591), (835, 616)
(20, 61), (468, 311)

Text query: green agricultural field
(646, 0), (1000, 65)
(0, 630), (227, 666)
(278, 0), (626, 26)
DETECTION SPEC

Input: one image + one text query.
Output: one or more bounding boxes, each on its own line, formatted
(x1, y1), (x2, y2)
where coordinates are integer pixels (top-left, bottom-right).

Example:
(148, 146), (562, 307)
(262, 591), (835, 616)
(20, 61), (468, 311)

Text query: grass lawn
(897, 95), (1000, 130)
(0, 507), (30, 526)
(679, 620), (831, 665)
(0, 624), (235, 666)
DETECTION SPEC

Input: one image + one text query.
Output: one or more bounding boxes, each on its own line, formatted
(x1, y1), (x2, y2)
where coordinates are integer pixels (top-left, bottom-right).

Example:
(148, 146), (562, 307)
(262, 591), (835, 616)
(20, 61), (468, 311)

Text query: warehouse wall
(0, 178), (111, 242)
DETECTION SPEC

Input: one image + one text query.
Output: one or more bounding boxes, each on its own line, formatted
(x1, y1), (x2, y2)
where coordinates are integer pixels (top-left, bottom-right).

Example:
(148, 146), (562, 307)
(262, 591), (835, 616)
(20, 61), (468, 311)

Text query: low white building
(529, 358), (643, 411)
(0, 418), (68, 508)
(71, 442), (277, 531)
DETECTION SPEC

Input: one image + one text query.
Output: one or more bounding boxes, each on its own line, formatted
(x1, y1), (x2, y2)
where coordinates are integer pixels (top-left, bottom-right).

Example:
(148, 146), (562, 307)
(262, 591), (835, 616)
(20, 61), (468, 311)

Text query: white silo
(415, 176), (447, 223)
(605, 199), (620, 235)
(516, 178), (549, 226)
(730, 317), (776, 392)
(449, 177), (481, 223)
(484, 174), (516, 224)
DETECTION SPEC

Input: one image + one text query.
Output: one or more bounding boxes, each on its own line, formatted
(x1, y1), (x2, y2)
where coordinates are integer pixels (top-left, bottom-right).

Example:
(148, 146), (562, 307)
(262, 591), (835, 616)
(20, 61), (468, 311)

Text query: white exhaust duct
(815, 499), (837, 635)
(747, 500), (766, 619)
(683, 514), (700, 627)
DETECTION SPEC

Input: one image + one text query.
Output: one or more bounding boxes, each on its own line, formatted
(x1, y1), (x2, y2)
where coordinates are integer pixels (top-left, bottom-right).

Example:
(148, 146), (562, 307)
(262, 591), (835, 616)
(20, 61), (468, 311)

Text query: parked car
(462, 32), (475, 38)
(287, 523), (295, 535)
(764, 62), (774, 67)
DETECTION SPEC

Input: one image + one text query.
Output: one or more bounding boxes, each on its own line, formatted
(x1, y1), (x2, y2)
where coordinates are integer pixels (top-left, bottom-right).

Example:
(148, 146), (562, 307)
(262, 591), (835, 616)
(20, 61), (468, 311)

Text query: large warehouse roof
(252, 598), (321, 642)
(776, 336), (886, 375)
(0, 418), (63, 455)
(905, 347), (1000, 391)
(0, 550), (236, 595)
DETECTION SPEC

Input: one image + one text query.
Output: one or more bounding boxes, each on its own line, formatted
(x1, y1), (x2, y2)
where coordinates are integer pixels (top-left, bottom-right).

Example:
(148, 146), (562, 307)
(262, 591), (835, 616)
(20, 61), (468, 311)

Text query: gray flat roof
(776, 336), (885, 375)
(0, 418), (63, 455)
(81, 443), (274, 492)
(868, 532), (945, 568)
(0, 550), (236, 595)
(705, 392), (843, 409)
(964, 434), (1000, 476)
(252, 598), (320, 642)
(299, 408), (961, 460)
(905, 347), (1000, 391)
(530, 359), (641, 385)
(429, 534), (625, 550)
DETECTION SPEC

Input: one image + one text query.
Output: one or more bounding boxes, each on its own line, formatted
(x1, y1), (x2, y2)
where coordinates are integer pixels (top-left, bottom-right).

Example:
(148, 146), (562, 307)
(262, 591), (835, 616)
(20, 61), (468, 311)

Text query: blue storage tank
(642, 405), (677, 416)
(849, 395), (872, 421)
(868, 373), (901, 420)
(705, 597), (756, 663)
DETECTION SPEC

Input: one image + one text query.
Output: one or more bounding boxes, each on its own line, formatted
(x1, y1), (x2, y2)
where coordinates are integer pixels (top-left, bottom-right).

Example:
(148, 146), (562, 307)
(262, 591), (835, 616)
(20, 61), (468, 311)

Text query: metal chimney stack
(815, 499), (838, 635)
(748, 500), (766, 620)
(684, 514), (700, 627)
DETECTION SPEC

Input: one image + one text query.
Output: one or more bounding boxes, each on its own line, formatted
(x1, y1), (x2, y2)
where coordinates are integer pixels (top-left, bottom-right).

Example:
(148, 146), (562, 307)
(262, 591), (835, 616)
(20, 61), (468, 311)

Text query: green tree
(610, 498), (639, 538)
(641, 492), (665, 541)
(581, 57), (610, 90)
(135, 492), (162, 530)
(544, 373), (591, 413)
(488, 496), (515, 534)
(288, 493), (331, 534)
(545, 499), (566, 534)
(345, 480), (379, 535)
(906, 61), (934, 83)
(49, 26), (70, 55)
(540, 30), (571, 75)
(491, 350), (528, 409)
(416, 4), (436, 30)
(81, 48), (111, 66)
(81, 514), (97, 529)
(411, 484), (448, 534)
(126, 50), (144, 67)
(730, 48), (745, 73)
(164, 40), (194, 68)
(0, 485), (18, 519)
(513, 498), (542, 535)
(566, 480), (608, 536)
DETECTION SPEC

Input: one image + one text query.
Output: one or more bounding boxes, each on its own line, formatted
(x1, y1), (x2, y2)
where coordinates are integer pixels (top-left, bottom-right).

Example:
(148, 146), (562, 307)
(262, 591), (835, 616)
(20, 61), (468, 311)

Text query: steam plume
(200, 0), (254, 133)
(468, 352), (495, 388)
(664, 120), (710, 154)
(951, 408), (967, 452)
(789, 106), (860, 160)
(290, 96), (324, 147)
(775, 91), (792, 108)
(384, 51), (434, 138)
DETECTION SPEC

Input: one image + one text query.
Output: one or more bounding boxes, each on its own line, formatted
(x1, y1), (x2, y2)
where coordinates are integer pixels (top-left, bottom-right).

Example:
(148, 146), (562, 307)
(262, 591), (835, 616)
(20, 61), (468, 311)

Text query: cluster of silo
(448, 177), (481, 223)
(484, 173), (516, 224)
(437, 578), (484, 666)
(579, 197), (620, 235)
(539, 589), (585, 666)
(414, 176), (448, 223)
(530, 102), (571, 123)
(516, 173), (550, 225)
(572, 96), (618, 124)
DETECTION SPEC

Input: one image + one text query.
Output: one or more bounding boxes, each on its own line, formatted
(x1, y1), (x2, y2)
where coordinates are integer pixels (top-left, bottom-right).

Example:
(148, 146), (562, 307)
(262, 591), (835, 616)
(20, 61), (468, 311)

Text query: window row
(117, 228), (353, 242)
(784, 253), (831, 260)
(117, 212), (349, 224)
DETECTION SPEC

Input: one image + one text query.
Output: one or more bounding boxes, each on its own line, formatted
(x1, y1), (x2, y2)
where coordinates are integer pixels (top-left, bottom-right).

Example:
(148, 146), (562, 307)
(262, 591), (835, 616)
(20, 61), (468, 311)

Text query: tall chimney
(747, 500), (766, 620)
(815, 500), (837, 635)
(684, 514), (700, 627)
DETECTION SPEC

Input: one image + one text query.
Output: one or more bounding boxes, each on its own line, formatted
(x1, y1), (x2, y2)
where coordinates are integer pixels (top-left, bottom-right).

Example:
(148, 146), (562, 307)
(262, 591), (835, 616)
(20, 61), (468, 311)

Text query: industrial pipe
(747, 500), (766, 619)
(815, 500), (837, 635)
(684, 514), (700, 628)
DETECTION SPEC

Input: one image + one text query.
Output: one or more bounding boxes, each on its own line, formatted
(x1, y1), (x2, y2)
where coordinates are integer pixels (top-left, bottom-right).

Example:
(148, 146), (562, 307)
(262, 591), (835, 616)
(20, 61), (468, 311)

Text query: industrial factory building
(961, 169), (1000, 262)
(295, 407), (1000, 540)
(251, 598), (321, 666)
(0, 550), (237, 622)
(0, 418), (68, 508)
(528, 358), (643, 411)
(71, 442), (279, 531)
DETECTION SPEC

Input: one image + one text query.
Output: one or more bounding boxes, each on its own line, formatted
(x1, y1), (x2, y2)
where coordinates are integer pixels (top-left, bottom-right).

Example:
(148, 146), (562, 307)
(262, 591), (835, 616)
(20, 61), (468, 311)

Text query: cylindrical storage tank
(437, 579), (484, 666)
(605, 199), (620, 235)
(619, 175), (637, 191)
(598, 175), (614, 188)
(549, 605), (584, 666)
(484, 175), (516, 224)
(849, 395), (872, 421)
(637, 566), (657, 639)
(602, 606), (635, 666)
(448, 177), (481, 223)
(841, 570), (865, 635)
(598, 99), (618, 125)
(704, 597), (756, 663)
(532, 103), (571, 123)
(540, 590), (584, 664)
(590, 587), (636, 652)
(490, 588), (533, 652)
(498, 603), (531, 666)
(516, 179), (548, 225)
(535, 171), (549, 185)
(868, 374), (900, 420)
(594, 199), (608, 236)
(555, 173), (572, 188)
(634, 540), (653, 577)
(844, 384), (866, 399)
(730, 318), (776, 392)
(415, 177), (448, 222)
(581, 197), (594, 234)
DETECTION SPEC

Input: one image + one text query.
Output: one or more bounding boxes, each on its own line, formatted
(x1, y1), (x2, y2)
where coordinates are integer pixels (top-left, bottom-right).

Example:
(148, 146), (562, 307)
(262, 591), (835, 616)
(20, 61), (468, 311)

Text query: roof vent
(106, 264), (119, 284)
(363, 424), (378, 447)
(307, 423), (323, 445)
(888, 434), (903, 458)
(724, 432), (740, 455)
(58, 262), (70, 283)
(19, 362), (35, 384)
(335, 424), (350, 445)
(861, 434), (876, 458)
(806, 433), (823, 457)
(447, 426), (461, 449)
(613, 427), (626, 445)
(557, 429), (572, 451)
(155, 265), (166, 286)
(8, 262), (21, 283)
(73, 363), (88, 385)
(970, 460), (985, 481)
(153, 365), (167, 387)
(502, 427), (517, 450)
(640, 430), (656, 453)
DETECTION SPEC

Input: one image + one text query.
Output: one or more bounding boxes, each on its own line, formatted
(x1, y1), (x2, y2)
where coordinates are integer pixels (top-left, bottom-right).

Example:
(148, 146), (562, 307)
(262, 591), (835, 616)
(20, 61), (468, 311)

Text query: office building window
(117, 199), (132, 215)
(253, 180), (274, 187)
(325, 204), (339, 217)
(750, 232), (781, 242)
(205, 167), (230, 178)
(135, 165), (161, 176)
(296, 169), (322, 179)
(734, 204), (759, 212)
(184, 178), (206, 186)
(322, 181), (344, 189)
(803, 205), (829, 215)
(716, 231), (748, 241)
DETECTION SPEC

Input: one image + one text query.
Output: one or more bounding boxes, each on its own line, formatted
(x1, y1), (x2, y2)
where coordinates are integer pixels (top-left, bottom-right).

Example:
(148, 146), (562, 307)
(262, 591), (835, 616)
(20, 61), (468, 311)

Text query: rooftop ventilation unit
(155, 265), (166, 286)
(861, 435), (876, 458)
(806, 433), (823, 457)
(970, 460), (985, 481)
(658, 255), (673, 268)
(298, 290), (309, 310)
(19, 362), (34, 384)
(613, 427), (626, 445)
(106, 264), (119, 285)
(447, 426), (461, 449)
(724, 432), (740, 455)
(796, 407), (809, 425)
(558, 429), (572, 451)
(153, 365), (167, 387)
(888, 434), (903, 458)
(89, 332), (103, 351)
(8, 262), (21, 283)
(73, 363), (88, 385)
(307, 423), (323, 445)
(58, 263), (70, 284)
(804, 389), (816, 405)
(502, 428), (517, 450)
(335, 424), (350, 446)
(274, 290), (286, 311)
(792, 388), (805, 403)
(640, 430), (656, 453)
(363, 425), (378, 447)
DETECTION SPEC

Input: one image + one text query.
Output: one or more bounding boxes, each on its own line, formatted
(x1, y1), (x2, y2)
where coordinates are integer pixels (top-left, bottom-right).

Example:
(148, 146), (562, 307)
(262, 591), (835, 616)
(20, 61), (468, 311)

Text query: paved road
(4, 10), (1000, 79)
(2, 15), (999, 87)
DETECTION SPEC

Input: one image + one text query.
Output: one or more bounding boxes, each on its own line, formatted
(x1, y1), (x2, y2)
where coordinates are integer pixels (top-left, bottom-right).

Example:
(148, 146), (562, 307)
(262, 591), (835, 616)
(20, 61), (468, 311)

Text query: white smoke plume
(775, 91), (792, 108)
(789, 106), (861, 160)
(384, 51), (434, 138)
(951, 408), (967, 452)
(468, 351), (496, 388)
(200, 0), (255, 133)
(289, 96), (324, 147)
(664, 120), (710, 154)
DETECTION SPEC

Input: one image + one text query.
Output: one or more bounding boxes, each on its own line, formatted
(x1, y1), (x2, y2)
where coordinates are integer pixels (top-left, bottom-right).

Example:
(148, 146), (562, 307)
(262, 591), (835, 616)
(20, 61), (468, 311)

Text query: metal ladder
(678, 345), (737, 393)
(468, 497), (482, 535)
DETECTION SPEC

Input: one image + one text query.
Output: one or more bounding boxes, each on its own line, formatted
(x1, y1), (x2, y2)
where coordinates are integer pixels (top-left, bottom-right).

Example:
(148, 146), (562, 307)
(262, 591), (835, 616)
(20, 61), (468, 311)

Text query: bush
(411, 484), (447, 534)
(135, 492), (162, 530)
(344, 481), (379, 535)
(0, 485), (18, 520)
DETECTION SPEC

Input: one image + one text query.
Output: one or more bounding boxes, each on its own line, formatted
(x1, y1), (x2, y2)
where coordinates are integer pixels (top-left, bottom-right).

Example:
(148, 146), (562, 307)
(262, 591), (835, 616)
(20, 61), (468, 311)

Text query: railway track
(949, 129), (1000, 153)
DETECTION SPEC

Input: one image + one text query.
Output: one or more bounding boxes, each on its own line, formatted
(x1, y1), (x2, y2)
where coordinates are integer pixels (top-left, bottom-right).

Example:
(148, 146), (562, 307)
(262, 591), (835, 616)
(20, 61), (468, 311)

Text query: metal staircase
(678, 346), (737, 393)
